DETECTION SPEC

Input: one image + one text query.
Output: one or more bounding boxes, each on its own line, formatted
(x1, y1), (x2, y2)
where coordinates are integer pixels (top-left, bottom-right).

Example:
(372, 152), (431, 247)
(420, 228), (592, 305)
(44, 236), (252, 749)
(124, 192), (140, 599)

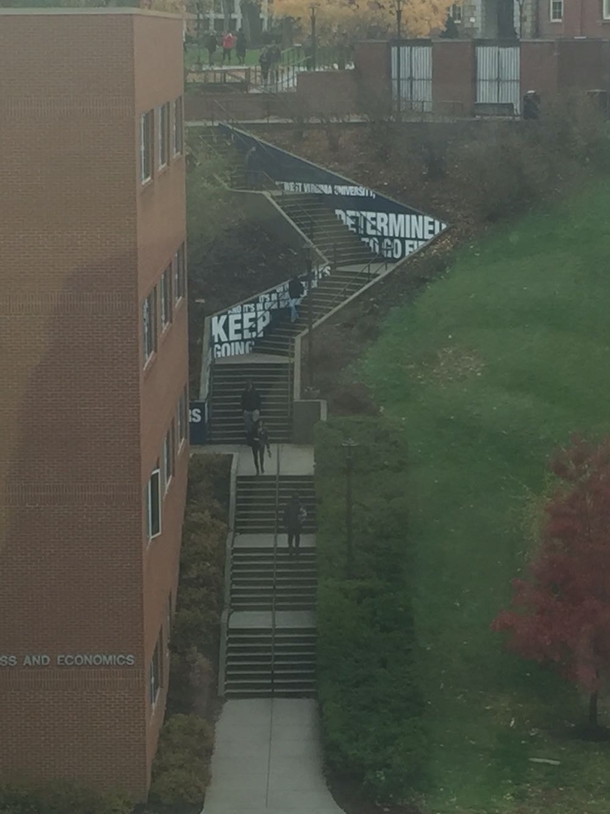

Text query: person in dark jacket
(241, 379), (261, 436)
(283, 492), (307, 556)
(259, 46), (271, 84)
(206, 32), (218, 66)
(236, 30), (247, 65)
(288, 275), (304, 323)
(248, 418), (271, 474)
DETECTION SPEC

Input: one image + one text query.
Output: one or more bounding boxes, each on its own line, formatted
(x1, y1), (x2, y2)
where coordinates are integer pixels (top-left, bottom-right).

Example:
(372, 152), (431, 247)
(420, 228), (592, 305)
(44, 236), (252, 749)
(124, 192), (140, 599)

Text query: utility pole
(310, 3), (317, 71)
(395, 0), (403, 122)
(195, 0), (203, 70)
(342, 438), (358, 578)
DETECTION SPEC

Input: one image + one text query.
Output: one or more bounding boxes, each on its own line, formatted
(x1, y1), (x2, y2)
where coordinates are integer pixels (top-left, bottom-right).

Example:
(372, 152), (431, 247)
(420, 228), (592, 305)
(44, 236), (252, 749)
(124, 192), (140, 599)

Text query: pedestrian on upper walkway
(248, 418), (271, 475)
(241, 379), (261, 437)
(236, 30), (247, 65)
(222, 31), (236, 64)
(288, 275), (304, 323)
(283, 492), (307, 556)
(207, 32), (217, 66)
(259, 45), (271, 84)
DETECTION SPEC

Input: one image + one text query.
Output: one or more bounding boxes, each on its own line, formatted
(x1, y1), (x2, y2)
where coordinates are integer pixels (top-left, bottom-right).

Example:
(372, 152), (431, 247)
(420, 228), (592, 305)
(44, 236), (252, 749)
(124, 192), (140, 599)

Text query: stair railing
(271, 444), (282, 695)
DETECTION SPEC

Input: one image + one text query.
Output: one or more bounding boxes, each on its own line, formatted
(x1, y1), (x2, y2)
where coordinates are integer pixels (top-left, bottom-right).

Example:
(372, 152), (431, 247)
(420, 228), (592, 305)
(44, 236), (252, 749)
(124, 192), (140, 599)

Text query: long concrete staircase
(208, 357), (293, 444)
(200, 125), (409, 702)
(224, 460), (318, 699)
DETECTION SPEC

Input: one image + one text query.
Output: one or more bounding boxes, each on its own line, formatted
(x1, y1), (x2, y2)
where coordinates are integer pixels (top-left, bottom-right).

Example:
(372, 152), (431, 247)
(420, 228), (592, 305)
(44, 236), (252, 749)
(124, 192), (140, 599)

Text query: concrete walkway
(201, 442), (344, 814)
(203, 698), (343, 814)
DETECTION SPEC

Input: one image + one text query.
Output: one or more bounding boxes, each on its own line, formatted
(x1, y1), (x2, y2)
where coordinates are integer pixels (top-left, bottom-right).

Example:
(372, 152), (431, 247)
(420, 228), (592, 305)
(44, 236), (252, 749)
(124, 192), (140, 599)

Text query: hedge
(0, 781), (131, 814)
(314, 417), (428, 803)
(146, 454), (230, 811)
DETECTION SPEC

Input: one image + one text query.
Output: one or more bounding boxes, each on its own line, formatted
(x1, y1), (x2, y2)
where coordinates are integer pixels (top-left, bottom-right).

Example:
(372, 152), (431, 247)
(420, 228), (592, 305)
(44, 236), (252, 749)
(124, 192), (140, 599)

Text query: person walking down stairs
(283, 492), (307, 556)
(240, 379), (261, 437)
(248, 418), (271, 475)
(288, 274), (305, 323)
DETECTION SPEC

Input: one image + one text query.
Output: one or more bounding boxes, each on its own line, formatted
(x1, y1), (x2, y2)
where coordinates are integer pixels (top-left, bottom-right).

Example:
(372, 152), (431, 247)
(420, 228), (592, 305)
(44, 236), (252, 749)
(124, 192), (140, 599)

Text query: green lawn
(359, 181), (610, 813)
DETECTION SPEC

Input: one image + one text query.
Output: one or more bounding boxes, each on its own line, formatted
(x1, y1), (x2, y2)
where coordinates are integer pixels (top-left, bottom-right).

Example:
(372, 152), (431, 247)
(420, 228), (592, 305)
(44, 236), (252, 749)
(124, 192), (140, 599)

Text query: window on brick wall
(604, 0), (610, 19)
(142, 287), (157, 366)
(146, 465), (162, 540)
(174, 243), (187, 302)
(550, 0), (563, 20)
(174, 97), (184, 155)
(160, 266), (172, 331)
(451, 3), (463, 21)
(140, 110), (154, 184)
(177, 387), (188, 448)
(158, 102), (170, 169)
(162, 421), (175, 492)
(149, 632), (163, 707)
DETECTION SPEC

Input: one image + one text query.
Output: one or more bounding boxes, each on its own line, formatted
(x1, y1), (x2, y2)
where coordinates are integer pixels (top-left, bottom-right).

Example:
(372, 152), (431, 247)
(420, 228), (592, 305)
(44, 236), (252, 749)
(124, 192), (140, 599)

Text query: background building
(0, 8), (188, 800)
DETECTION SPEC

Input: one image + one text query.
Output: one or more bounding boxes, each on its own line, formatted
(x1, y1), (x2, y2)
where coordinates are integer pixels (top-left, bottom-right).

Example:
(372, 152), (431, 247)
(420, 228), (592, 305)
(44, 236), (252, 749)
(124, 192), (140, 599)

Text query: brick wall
(432, 40), (476, 115)
(0, 9), (186, 800)
(295, 70), (358, 117)
(538, 0), (610, 38)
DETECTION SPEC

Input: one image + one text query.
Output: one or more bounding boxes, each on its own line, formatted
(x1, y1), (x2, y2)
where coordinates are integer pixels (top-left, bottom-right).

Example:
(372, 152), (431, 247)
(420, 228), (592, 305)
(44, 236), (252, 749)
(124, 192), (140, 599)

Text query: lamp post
(194, 0), (204, 71)
(342, 438), (358, 578)
(310, 3), (317, 71)
(304, 244), (314, 389)
(394, 0), (404, 122)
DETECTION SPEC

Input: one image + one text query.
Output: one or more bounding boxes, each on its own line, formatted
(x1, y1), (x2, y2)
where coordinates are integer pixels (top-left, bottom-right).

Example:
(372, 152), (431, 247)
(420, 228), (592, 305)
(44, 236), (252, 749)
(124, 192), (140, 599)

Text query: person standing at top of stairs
(288, 275), (305, 323)
(241, 379), (262, 437)
(222, 31), (236, 64)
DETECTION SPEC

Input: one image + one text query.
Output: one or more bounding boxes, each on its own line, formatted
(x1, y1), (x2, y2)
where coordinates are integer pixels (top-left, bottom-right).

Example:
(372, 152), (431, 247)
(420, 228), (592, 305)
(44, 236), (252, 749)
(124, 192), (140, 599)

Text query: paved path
(201, 442), (344, 814)
(202, 698), (343, 813)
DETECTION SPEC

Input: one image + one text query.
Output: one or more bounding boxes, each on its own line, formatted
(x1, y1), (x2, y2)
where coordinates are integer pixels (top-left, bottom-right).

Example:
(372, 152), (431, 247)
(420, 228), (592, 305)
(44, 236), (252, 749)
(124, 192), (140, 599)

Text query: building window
(178, 386), (188, 447)
(550, 0), (563, 20)
(147, 466), (162, 539)
(160, 266), (172, 331)
(604, 0), (610, 18)
(174, 243), (186, 302)
(174, 97), (184, 156)
(140, 110), (154, 184)
(142, 288), (157, 366)
(149, 633), (163, 707)
(162, 421), (175, 492)
(158, 102), (170, 169)
(451, 3), (463, 22)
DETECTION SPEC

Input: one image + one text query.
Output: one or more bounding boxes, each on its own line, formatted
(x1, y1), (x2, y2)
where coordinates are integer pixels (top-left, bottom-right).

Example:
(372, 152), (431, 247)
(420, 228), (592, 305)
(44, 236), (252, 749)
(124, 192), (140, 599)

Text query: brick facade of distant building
(0, 9), (188, 800)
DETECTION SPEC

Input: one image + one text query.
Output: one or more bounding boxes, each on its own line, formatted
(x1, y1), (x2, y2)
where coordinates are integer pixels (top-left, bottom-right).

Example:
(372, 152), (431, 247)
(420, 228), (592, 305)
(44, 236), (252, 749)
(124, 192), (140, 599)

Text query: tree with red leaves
(492, 436), (610, 729)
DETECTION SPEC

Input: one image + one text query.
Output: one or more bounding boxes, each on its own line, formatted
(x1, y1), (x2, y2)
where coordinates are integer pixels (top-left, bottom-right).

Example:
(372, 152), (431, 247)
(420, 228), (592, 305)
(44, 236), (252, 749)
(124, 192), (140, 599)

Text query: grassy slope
(359, 182), (610, 813)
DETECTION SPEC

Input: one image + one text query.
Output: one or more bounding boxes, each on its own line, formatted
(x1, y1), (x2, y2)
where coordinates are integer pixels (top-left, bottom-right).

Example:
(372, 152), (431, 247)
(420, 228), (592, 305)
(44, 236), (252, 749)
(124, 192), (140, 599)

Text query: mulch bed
(327, 774), (422, 814)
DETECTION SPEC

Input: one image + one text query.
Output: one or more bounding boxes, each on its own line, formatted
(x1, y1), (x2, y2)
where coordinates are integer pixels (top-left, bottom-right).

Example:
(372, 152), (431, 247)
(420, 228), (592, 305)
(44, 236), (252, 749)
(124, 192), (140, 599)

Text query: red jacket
(223, 33), (236, 49)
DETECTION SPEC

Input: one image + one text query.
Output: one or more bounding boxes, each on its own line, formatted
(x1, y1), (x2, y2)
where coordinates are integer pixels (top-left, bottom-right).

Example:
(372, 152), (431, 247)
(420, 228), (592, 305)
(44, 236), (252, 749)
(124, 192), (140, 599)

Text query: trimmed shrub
(314, 417), (427, 803)
(0, 780), (131, 814)
(147, 715), (214, 809)
(146, 454), (231, 812)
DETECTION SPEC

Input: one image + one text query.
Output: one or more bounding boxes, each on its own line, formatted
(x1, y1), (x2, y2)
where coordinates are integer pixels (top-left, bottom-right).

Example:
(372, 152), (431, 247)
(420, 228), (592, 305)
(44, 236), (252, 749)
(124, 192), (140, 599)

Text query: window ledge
(140, 176), (154, 190)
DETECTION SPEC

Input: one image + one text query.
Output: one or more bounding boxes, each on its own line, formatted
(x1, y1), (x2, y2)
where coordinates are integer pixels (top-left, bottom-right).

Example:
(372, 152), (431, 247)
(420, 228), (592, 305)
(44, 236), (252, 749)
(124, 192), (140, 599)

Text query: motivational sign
(222, 124), (448, 261)
(0, 653), (136, 668)
(209, 266), (330, 359)
(189, 401), (207, 446)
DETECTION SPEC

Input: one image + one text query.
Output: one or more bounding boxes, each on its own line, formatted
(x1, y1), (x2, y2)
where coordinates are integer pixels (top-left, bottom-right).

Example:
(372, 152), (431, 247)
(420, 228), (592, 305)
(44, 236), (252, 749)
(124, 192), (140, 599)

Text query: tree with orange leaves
(492, 436), (610, 731)
(273, 0), (450, 44)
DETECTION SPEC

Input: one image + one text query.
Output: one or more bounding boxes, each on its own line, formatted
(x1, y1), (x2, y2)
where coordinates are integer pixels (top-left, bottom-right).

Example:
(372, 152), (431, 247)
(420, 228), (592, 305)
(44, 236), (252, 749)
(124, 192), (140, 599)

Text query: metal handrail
(270, 444), (281, 695)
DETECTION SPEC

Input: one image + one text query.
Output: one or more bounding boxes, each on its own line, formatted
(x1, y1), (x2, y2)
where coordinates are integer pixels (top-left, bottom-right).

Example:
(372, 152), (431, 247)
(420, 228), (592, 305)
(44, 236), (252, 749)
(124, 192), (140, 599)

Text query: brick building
(0, 8), (188, 800)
